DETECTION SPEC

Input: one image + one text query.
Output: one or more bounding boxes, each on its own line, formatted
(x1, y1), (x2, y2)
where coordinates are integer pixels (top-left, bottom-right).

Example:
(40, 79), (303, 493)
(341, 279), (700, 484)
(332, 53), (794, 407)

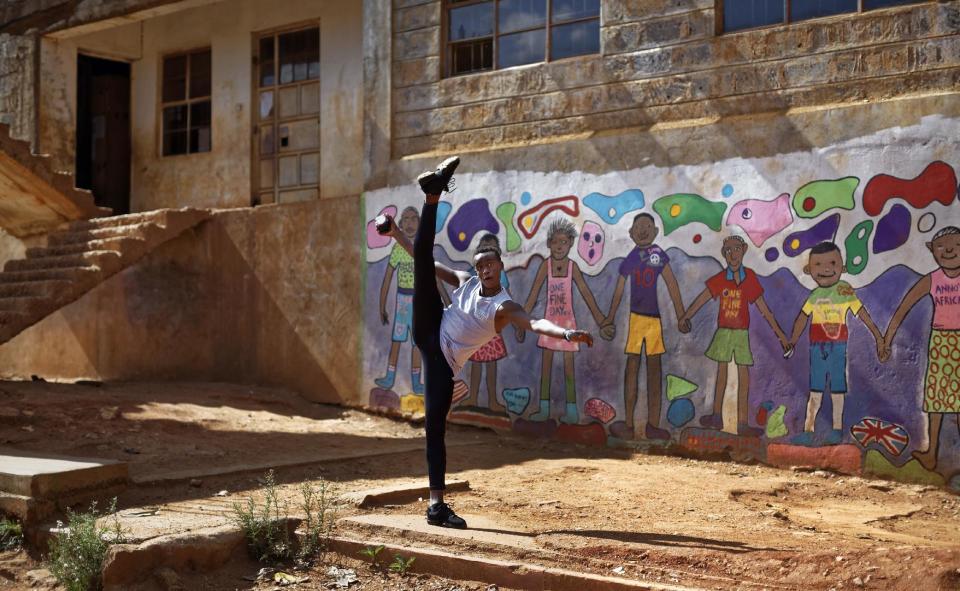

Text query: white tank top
(439, 276), (513, 376)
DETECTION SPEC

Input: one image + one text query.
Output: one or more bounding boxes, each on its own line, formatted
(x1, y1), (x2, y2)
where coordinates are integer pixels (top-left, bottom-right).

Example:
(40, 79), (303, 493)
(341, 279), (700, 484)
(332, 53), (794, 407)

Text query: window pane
(497, 28), (545, 69)
(551, 19), (599, 60)
(190, 127), (211, 153)
(790, 0), (857, 21)
(259, 37), (275, 86)
(449, 2), (494, 41)
(162, 131), (187, 156)
(863, 0), (923, 9)
(723, 0), (784, 32)
(190, 101), (211, 127)
(189, 50), (211, 98)
(162, 55), (187, 103)
(279, 28), (319, 85)
(450, 39), (493, 75)
(552, 0), (600, 22)
(162, 105), (187, 131)
(499, 0), (546, 34)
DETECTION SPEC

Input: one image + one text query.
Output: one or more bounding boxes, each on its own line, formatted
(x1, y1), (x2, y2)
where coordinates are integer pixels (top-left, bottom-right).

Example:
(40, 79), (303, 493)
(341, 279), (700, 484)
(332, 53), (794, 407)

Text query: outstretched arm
(788, 311), (810, 350)
(572, 263), (606, 326)
(662, 263), (686, 322)
(885, 275), (931, 349)
(679, 288), (711, 333)
(496, 301), (594, 346)
(385, 216), (469, 288)
(857, 306), (888, 362)
(606, 275), (627, 322)
(755, 295), (788, 350)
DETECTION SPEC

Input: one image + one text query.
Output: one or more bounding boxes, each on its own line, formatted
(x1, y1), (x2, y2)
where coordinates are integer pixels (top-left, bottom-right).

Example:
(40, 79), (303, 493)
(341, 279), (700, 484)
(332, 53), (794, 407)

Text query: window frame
(716, 0), (931, 35)
(158, 47), (213, 157)
(442, 0), (601, 79)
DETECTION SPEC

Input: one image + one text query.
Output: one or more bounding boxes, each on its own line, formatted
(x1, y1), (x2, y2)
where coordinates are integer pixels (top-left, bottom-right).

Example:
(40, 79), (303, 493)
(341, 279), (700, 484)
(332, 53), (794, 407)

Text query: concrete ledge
(340, 480), (470, 508)
(0, 449), (128, 498)
(330, 536), (706, 591)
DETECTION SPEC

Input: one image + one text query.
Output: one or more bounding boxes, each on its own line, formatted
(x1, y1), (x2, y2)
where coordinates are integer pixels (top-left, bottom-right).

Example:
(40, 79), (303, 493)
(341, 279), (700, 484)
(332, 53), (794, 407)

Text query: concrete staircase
(0, 123), (110, 237)
(0, 208), (210, 344)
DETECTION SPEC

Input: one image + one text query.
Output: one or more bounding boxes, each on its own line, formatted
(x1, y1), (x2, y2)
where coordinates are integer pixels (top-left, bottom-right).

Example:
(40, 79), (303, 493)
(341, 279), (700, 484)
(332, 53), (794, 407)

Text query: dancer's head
(929, 226), (960, 272)
(547, 218), (576, 261)
(805, 242), (845, 287)
(629, 213), (659, 247)
(474, 237), (503, 292)
(721, 235), (748, 270)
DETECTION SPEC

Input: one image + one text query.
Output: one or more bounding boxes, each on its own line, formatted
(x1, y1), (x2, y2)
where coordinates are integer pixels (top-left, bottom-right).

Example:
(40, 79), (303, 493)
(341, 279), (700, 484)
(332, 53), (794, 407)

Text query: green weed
(46, 499), (126, 591)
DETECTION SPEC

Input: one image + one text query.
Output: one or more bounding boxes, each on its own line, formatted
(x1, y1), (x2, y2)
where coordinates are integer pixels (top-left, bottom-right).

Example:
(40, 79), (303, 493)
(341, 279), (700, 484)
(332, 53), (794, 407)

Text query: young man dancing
(379, 156), (594, 528)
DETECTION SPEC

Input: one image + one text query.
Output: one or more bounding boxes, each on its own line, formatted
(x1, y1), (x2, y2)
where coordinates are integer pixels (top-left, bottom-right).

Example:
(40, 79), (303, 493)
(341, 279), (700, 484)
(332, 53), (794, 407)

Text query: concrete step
(0, 266), (100, 284)
(5, 250), (120, 273)
(26, 235), (145, 259)
(68, 210), (169, 232)
(0, 279), (72, 298)
(47, 223), (153, 247)
(0, 295), (45, 312)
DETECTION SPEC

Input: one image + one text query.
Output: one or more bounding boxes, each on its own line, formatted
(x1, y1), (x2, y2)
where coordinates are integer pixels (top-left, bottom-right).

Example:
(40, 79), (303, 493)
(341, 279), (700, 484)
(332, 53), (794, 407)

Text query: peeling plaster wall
(361, 94), (960, 489)
(0, 199), (362, 403)
(35, 0), (363, 210)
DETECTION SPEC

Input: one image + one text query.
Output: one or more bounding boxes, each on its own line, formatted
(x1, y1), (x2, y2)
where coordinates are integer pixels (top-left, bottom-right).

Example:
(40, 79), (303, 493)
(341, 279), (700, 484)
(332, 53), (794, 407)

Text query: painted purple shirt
(618, 245), (669, 317)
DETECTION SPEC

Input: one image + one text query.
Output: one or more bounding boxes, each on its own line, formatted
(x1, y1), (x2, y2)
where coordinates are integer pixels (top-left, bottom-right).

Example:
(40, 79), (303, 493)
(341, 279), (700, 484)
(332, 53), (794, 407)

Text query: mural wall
(362, 115), (960, 490)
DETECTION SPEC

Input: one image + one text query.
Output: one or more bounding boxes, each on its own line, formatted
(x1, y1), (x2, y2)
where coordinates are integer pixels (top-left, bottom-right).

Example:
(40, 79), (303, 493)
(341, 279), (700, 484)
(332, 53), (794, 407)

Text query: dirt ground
(1, 381), (959, 590)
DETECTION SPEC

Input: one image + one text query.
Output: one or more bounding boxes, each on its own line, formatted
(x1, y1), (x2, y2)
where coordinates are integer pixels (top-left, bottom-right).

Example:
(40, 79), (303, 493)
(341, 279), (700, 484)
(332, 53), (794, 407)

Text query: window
(161, 49), (211, 156)
(721, 0), (927, 33)
(445, 0), (600, 77)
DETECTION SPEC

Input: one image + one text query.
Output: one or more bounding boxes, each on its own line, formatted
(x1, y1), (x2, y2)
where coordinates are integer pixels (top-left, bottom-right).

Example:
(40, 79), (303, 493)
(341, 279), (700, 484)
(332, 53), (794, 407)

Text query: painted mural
(361, 121), (960, 491)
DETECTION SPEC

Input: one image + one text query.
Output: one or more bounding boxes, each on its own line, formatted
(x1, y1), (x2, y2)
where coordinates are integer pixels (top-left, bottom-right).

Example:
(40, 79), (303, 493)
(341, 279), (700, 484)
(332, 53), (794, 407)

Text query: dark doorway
(76, 55), (131, 215)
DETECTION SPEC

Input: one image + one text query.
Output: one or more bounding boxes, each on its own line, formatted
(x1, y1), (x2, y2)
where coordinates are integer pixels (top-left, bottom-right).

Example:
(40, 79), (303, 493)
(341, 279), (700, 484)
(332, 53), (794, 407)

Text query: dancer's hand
(380, 307), (389, 325)
(567, 330), (594, 347)
(678, 316), (692, 334)
(877, 340), (891, 363)
(515, 327), (525, 342)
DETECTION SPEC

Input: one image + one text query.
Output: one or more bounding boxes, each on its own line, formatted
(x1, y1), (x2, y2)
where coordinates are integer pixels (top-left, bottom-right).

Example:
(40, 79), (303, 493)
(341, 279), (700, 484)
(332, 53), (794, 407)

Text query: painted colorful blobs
(873, 204), (911, 254)
(782, 213), (841, 257)
(792, 177), (858, 218)
(517, 196), (580, 239)
(863, 161), (958, 217)
(652, 194), (727, 236)
(447, 199), (499, 252)
(726, 193), (794, 247)
(435, 202), (452, 233)
(582, 190), (645, 224)
(495, 202), (522, 252)
(578, 222), (605, 266)
(844, 220), (874, 275)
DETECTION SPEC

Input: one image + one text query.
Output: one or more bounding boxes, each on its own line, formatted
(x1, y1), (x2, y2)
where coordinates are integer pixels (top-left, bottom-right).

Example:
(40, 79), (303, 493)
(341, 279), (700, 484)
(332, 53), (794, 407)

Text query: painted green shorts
(705, 328), (753, 366)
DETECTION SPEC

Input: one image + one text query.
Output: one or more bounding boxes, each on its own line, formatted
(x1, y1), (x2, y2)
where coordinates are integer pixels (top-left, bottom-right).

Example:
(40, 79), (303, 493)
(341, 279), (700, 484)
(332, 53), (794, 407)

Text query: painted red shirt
(706, 268), (763, 330)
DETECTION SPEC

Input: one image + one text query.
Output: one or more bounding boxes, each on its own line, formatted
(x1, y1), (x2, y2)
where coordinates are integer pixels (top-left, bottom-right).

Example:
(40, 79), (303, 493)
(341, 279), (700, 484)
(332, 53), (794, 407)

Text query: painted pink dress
(538, 260), (579, 352)
(925, 269), (960, 413)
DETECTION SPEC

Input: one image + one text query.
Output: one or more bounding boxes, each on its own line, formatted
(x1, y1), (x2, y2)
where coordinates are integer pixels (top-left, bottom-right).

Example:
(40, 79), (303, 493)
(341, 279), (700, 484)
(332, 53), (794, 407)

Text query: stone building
(0, 1), (957, 485)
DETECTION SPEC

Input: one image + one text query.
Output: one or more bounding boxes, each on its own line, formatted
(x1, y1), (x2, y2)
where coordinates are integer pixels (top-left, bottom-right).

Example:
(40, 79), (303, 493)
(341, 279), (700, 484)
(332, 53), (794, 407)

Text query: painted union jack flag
(850, 417), (909, 456)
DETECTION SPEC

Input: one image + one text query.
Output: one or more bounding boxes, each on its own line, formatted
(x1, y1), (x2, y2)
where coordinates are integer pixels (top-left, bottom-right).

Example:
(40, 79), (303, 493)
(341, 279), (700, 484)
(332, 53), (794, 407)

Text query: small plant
(0, 516), (23, 551)
(47, 499), (126, 591)
(297, 478), (337, 560)
(359, 544), (385, 568)
(389, 555), (416, 575)
(231, 470), (292, 562)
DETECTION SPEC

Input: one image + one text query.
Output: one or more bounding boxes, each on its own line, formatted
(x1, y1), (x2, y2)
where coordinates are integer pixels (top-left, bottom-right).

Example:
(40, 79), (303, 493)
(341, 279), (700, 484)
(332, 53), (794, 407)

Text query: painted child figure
(679, 235), (789, 436)
(883, 226), (960, 471)
(521, 218), (608, 424)
(463, 234), (510, 414)
(376, 206), (424, 394)
(786, 242), (887, 446)
(604, 213), (686, 440)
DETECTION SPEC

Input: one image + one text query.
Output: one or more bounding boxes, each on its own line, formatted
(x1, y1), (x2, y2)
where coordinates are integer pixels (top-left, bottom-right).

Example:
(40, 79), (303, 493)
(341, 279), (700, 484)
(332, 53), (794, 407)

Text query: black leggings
(411, 201), (454, 490)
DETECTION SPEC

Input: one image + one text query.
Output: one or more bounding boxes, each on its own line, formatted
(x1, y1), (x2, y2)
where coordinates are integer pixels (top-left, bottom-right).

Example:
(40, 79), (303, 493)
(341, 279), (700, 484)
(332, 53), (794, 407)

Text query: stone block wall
(390, 0), (960, 158)
(0, 33), (34, 143)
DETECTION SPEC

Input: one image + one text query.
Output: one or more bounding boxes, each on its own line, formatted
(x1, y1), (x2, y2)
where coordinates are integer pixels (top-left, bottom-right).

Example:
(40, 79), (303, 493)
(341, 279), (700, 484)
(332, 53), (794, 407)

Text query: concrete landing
(0, 449), (127, 522)
(340, 479), (470, 508)
(341, 513), (540, 550)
